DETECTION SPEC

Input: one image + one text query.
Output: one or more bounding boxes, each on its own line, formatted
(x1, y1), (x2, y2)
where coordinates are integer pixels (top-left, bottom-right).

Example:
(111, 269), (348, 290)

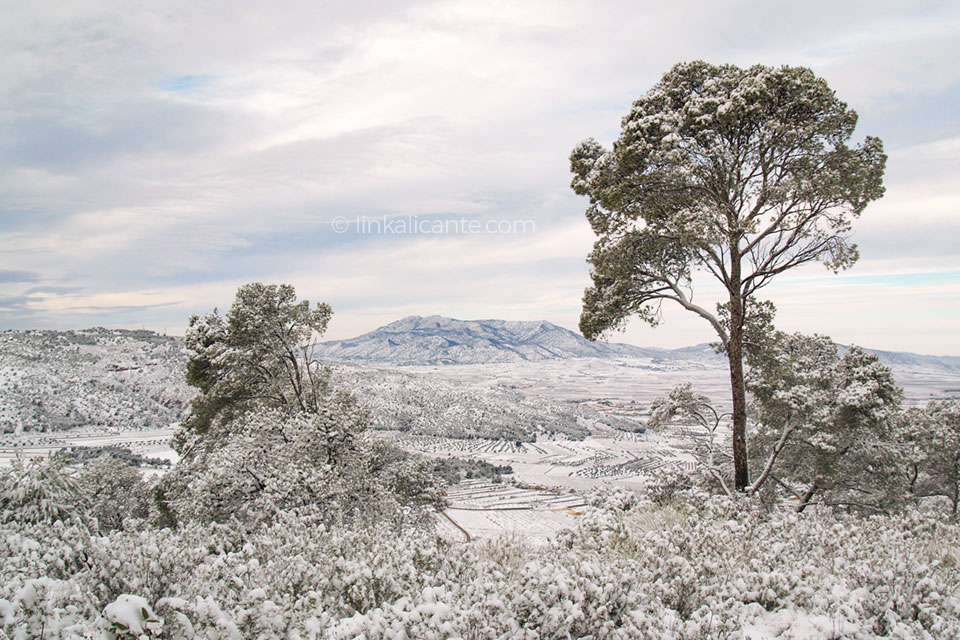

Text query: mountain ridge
(315, 315), (960, 370)
(314, 315), (671, 365)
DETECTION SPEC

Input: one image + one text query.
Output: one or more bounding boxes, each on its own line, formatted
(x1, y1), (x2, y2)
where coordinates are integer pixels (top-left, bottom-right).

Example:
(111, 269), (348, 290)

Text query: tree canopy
(899, 399), (960, 514)
(570, 61), (886, 490)
(183, 282), (333, 437)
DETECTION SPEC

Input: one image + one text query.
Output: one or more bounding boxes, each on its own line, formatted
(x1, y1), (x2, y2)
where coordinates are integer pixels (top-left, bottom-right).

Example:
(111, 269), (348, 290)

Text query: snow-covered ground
(3, 347), (958, 542)
(437, 478), (585, 543)
(408, 355), (960, 412)
(0, 427), (176, 468)
(386, 424), (698, 541)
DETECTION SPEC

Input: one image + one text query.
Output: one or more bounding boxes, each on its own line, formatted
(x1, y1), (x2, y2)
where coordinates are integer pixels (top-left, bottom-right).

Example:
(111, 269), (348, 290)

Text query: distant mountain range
(315, 315), (960, 371)
(312, 315), (681, 365)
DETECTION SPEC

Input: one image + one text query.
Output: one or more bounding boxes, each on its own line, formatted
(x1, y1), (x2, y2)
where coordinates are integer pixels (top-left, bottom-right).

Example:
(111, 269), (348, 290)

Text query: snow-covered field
(0, 427), (177, 468)
(386, 424), (697, 540)
(436, 478), (585, 543)
(408, 355), (960, 413)
(407, 356), (734, 410)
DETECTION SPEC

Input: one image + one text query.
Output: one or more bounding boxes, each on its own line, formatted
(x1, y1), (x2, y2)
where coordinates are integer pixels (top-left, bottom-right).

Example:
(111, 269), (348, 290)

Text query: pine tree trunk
(728, 323), (749, 491)
(728, 258), (749, 492)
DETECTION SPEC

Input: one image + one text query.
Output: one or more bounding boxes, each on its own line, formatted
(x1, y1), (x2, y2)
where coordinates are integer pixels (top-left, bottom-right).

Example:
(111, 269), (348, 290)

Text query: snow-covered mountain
(313, 315), (700, 365)
(837, 345), (960, 371)
(315, 315), (960, 372)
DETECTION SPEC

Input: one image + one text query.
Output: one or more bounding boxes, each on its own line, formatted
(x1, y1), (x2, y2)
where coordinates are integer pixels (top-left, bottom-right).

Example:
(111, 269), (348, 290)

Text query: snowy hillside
(4, 326), (956, 436)
(0, 329), (634, 439)
(0, 329), (191, 433)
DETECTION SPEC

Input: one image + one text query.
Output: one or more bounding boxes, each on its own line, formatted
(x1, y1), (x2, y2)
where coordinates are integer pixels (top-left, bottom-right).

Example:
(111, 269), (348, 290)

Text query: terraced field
(0, 427), (177, 467)
(439, 479), (587, 542)
(393, 428), (694, 491)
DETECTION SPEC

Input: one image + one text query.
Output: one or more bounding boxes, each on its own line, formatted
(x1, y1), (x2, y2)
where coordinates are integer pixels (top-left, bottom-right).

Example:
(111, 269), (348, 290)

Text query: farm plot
(439, 479), (586, 542)
(397, 428), (696, 494)
(419, 426), (701, 540)
(446, 479), (585, 510)
(0, 427), (177, 467)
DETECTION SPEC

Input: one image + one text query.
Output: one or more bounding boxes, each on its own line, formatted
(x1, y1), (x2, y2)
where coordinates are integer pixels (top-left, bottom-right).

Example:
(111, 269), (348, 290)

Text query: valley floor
(2, 355), (958, 540)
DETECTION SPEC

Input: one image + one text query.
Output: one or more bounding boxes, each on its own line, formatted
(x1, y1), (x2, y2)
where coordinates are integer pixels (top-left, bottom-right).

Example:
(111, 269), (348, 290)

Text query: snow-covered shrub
(161, 408), (441, 529)
(586, 484), (642, 511)
(2, 486), (960, 638)
(0, 577), (93, 638)
(0, 456), (86, 526)
(74, 455), (154, 533)
(572, 496), (960, 638)
(101, 594), (163, 639)
(644, 464), (699, 506)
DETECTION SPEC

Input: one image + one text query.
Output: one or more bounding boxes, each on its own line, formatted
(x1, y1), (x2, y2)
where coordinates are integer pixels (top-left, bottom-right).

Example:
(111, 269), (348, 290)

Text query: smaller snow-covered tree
(746, 333), (903, 511)
(900, 399), (960, 514)
(649, 383), (732, 495)
(164, 283), (442, 528)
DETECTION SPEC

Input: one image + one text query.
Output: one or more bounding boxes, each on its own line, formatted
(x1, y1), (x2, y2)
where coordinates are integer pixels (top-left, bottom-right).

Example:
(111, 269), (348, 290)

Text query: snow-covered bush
(5, 469), (959, 639)
(586, 484), (643, 511)
(0, 456), (86, 526)
(160, 407), (442, 529)
(74, 455), (154, 533)
(100, 594), (163, 639)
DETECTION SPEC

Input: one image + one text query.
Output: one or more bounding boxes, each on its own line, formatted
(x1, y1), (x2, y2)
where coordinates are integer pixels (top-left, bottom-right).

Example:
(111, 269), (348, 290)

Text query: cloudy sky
(1, 1), (958, 354)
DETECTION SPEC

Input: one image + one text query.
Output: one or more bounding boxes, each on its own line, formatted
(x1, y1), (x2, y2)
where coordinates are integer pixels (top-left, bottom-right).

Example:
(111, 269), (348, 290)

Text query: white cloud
(1, 0), (958, 354)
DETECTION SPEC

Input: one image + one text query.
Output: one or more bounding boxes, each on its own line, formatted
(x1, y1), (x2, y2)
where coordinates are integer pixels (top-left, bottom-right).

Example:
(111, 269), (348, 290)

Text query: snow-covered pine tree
(899, 398), (960, 514)
(571, 61), (886, 491)
(746, 332), (903, 511)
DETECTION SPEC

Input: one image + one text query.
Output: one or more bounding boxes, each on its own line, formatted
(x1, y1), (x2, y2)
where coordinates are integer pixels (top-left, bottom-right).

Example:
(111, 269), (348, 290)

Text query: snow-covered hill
(4, 324), (956, 435)
(0, 328), (633, 439)
(0, 328), (192, 434)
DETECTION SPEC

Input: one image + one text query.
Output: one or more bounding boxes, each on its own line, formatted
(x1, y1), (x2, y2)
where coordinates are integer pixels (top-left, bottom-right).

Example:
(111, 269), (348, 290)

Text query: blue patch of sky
(860, 82), (960, 151)
(0, 207), (72, 233)
(160, 74), (218, 95)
